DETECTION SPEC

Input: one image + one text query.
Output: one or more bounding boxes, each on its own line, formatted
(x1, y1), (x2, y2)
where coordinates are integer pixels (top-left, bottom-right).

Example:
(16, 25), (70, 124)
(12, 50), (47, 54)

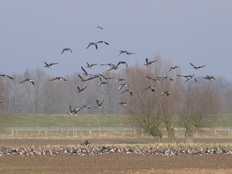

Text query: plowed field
(0, 138), (232, 174)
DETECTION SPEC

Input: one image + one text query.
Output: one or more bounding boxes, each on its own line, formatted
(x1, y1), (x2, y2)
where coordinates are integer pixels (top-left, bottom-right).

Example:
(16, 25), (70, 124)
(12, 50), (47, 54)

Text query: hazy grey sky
(1, 1), (232, 79)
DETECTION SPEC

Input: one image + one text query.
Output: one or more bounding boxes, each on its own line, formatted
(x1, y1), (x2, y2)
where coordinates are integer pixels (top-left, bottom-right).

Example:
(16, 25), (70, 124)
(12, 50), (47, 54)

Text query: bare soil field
(0, 138), (232, 174)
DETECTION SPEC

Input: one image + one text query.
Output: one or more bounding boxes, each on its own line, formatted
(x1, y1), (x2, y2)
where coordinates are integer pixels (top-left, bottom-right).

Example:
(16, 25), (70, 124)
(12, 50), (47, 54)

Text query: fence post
(12, 130), (14, 138)
(38, 129), (40, 137)
(65, 129), (68, 138)
(133, 126), (136, 135)
(80, 129), (82, 138)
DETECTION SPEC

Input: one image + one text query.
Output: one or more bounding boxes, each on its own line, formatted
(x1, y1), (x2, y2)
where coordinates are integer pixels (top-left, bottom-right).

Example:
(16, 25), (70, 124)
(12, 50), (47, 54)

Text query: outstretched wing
(198, 64), (206, 68)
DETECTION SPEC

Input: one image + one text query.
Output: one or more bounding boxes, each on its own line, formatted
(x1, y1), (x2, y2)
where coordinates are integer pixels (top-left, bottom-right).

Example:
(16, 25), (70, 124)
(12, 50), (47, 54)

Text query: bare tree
(179, 82), (222, 143)
(42, 75), (68, 114)
(121, 56), (182, 142)
(98, 71), (120, 114)
(33, 68), (48, 113)
(20, 69), (35, 113)
(0, 76), (7, 112)
(211, 76), (232, 114)
(6, 73), (25, 112)
(0, 75), (11, 137)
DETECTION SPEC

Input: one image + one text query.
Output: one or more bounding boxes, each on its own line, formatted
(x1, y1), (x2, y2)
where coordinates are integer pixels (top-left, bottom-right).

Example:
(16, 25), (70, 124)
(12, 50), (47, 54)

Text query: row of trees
(0, 68), (121, 114)
(0, 56), (230, 143)
(120, 57), (222, 143)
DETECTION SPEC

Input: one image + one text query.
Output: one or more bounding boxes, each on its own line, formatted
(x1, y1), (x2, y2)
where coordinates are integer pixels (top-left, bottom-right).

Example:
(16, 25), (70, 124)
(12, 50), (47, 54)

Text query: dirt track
(1, 137), (232, 146)
(0, 138), (232, 174)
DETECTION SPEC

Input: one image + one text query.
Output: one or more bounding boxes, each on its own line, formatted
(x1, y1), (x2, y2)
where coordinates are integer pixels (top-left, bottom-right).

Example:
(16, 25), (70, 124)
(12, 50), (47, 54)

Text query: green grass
(216, 114), (232, 127)
(5, 114), (134, 127)
(159, 114), (232, 128)
(2, 114), (232, 128)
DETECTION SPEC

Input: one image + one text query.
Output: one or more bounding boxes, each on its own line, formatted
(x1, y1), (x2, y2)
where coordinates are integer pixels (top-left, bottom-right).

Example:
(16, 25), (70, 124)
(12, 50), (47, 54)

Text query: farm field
(1, 114), (232, 173)
(0, 152), (232, 174)
(0, 138), (232, 174)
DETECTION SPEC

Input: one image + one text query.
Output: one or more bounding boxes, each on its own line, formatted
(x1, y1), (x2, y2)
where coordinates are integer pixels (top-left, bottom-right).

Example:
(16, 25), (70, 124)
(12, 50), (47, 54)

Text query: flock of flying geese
(66, 54), (213, 112)
(0, 25), (215, 116)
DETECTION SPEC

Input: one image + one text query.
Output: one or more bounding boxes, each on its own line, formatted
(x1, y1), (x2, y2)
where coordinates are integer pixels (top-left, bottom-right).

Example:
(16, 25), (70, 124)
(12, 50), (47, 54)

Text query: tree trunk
(149, 128), (162, 143)
(185, 126), (195, 143)
(164, 121), (176, 143)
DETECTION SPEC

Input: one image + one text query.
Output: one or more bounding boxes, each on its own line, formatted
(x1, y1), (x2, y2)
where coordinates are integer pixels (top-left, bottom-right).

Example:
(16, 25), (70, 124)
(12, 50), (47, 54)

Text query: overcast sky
(1, 1), (232, 79)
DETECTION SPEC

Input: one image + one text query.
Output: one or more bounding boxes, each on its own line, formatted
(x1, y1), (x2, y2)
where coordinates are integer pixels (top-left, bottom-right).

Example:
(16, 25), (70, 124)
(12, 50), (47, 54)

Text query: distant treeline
(0, 61), (232, 115)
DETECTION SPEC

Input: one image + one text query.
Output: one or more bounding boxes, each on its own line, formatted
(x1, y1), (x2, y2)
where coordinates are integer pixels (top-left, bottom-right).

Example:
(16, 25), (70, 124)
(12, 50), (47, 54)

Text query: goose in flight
(0, 74), (13, 80)
(118, 101), (127, 106)
(144, 58), (156, 66)
(101, 63), (116, 67)
(44, 62), (58, 68)
(121, 89), (132, 96)
(98, 78), (109, 86)
(117, 61), (128, 67)
(190, 63), (206, 70)
(107, 65), (118, 71)
(97, 74), (107, 81)
(78, 74), (97, 82)
(118, 83), (130, 91)
(67, 106), (81, 116)
(78, 74), (86, 82)
(160, 91), (170, 96)
(49, 77), (67, 81)
(146, 76), (164, 82)
(80, 140), (92, 146)
(203, 75), (215, 80)
(118, 50), (136, 55)
(81, 66), (89, 76)
(94, 100), (104, 109)
(86, 42), (98, 50)
(81, 105), (91, 109)
(126, 51), (136, 55)
(20, 78), (35, 85)
(86, 62), (98, 69)
(156, 76), (167, 80)
(0, 99), (4, 104)
(77, 86), (87, 93)
(101, 63), (119, 71)
(115, 78), (126, 84)
(177, 74), (197, 83)
(81, 66), (95, 77)
(96, 26), (104, 30)
(118, 50), (127, 55)
(143, 86), (155, 92)
(98, 74), (114, 81)
(168, 66), (180, 72)
(156, 76), (174, 81)
(96, 41), (109, 45)
(61, 48), (72, 54)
